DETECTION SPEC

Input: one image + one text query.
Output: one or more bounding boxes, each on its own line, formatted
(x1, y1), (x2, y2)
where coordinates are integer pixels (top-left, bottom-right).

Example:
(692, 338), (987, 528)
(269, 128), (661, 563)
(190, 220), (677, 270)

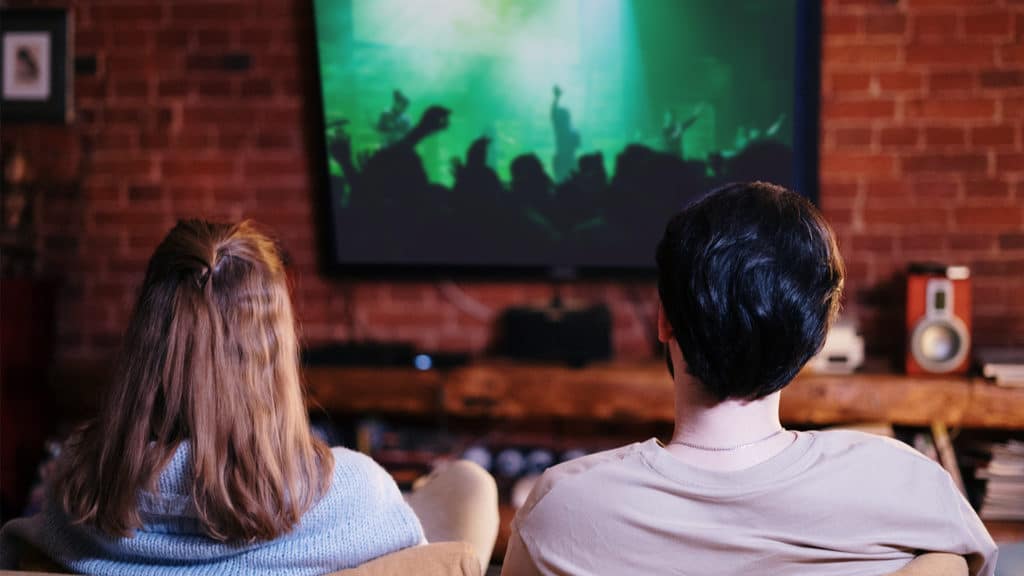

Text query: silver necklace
(669, 428), (789, 452)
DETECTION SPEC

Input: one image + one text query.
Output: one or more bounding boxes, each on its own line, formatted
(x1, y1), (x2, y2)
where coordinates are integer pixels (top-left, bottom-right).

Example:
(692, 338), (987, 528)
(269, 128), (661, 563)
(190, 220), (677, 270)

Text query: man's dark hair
(656, 182), (844, 401)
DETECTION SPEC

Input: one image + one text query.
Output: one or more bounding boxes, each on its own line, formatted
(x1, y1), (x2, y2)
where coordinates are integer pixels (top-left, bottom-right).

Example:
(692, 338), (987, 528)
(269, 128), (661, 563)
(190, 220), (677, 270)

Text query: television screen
(312, 0), (819, 275)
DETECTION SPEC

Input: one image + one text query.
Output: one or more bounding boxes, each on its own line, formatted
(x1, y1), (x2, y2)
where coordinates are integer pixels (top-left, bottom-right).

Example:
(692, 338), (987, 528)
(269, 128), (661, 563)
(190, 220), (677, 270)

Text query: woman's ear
(657, 303), (674, 344)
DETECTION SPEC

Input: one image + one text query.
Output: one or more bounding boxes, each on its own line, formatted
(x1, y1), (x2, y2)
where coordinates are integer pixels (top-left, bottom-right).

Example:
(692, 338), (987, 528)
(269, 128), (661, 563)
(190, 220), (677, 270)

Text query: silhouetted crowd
(326, 96), (793, 266)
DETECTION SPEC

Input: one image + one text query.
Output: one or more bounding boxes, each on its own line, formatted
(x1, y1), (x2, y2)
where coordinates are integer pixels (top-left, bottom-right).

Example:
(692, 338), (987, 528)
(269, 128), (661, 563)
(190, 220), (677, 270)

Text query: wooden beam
(963, 381), (1024, 429)
(302, 361), (1024, 430)
(304, 366), (444, 417)
(444, 361), (673, 422)
(781, 372), (969, 426)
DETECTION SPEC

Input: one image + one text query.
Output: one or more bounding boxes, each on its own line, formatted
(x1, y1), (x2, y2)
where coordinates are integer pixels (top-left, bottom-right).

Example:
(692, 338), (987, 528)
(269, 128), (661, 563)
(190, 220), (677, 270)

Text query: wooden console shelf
(305, 360), (1024, 429)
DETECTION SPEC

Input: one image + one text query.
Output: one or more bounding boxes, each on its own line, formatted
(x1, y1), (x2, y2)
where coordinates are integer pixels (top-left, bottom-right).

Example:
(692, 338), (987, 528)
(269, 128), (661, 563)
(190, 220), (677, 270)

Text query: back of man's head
(656, 182), (845, 402)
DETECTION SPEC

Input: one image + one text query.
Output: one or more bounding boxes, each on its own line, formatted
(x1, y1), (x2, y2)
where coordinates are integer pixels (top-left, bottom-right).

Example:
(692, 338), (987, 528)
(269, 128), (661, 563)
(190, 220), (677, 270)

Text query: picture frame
(1, 8), (72, 124)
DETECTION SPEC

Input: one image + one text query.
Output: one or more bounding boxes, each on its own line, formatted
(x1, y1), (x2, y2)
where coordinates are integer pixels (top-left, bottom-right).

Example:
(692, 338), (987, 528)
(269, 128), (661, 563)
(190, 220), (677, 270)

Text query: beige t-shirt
(510, 431), (997, 576)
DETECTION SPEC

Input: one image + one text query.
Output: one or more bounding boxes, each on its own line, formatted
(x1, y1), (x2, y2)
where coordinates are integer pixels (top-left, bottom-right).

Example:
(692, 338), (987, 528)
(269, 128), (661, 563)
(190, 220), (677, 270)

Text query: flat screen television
(312, 0), (820, 277)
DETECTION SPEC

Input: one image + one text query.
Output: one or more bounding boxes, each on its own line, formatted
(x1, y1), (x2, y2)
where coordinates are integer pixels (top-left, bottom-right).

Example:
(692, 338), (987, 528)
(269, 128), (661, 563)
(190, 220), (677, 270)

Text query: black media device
(499, 304), (612, 367)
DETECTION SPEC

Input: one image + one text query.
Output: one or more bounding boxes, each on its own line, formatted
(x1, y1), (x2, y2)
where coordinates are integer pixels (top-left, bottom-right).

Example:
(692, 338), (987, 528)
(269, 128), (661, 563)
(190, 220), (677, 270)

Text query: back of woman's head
(56, 219), (333, 543)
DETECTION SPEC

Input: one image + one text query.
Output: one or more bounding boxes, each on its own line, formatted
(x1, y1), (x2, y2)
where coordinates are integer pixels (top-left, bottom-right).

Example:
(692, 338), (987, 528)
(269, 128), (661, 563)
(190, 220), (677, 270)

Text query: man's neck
(672, 376), (783, 444)
(666, 375), (791, 471)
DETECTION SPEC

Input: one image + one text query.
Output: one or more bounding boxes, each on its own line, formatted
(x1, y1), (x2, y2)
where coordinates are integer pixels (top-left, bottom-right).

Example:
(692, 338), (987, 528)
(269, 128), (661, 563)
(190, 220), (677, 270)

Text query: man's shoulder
(806, 429), (952, 487)
(811, 429), (937, 464)
(518, 441), (651, 517)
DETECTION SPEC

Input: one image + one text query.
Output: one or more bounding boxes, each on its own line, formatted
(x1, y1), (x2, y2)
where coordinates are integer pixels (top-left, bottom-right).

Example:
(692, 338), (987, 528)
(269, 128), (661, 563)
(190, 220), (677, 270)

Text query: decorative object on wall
(1, 145), (37, 276)
(0, 8), (72, 124)
(2, 146), (32, 233)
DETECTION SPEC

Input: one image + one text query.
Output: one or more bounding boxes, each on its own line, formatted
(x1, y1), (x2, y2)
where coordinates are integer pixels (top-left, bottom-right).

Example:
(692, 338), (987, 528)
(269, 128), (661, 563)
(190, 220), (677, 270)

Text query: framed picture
(1, 8), (72, 123)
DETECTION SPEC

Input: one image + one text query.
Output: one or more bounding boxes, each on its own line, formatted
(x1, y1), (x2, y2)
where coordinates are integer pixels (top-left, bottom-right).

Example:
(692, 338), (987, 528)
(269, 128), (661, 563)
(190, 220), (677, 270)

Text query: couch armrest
(328, 542), (481, 576)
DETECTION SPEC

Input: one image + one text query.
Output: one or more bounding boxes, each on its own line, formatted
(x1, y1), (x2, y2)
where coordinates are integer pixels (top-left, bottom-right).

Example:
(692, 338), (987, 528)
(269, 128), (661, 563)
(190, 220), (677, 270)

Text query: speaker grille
(910, 317), (969, 374)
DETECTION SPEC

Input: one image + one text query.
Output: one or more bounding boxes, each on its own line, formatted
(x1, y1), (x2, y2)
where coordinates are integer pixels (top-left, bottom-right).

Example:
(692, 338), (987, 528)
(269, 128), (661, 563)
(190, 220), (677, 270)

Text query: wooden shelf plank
(782, 372), (970, 427)
(444, 361), (673, 422)
(302, 361), (1024, 430)
(963, 382), (1024, 430)
(304, 366), (443, 416)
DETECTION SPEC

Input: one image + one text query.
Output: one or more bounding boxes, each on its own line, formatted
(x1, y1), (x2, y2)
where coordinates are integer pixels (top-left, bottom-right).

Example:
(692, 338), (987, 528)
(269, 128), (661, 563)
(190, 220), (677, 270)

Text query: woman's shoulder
(322, 447), (406, 505)
(328, 446), (390, 479)
(308, 447), (424, 548)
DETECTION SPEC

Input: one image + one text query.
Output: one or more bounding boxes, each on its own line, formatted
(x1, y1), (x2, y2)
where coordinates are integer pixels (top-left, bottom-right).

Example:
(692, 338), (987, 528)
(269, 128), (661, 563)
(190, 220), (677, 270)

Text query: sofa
(2, 541), (481, 576)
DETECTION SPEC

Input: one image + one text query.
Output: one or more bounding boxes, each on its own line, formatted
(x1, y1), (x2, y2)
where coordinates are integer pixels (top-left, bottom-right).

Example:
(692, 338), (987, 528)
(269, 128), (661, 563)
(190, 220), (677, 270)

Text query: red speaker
(905, 265), (971, 375)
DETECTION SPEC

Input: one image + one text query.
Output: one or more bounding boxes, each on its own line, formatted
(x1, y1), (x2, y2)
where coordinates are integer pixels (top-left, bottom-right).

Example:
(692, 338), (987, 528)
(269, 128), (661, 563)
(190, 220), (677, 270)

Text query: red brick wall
(3, 0), (1022, 363)
(821, 0), (1024, 356)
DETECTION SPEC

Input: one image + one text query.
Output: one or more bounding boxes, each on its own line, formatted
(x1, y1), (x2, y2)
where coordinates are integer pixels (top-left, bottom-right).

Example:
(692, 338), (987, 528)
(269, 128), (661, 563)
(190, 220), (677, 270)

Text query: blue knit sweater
(0, 445), (426, 575)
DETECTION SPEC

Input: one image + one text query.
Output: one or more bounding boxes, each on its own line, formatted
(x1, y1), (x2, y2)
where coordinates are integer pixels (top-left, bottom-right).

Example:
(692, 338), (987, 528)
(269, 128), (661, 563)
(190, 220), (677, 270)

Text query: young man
(502, 182), (997, 576)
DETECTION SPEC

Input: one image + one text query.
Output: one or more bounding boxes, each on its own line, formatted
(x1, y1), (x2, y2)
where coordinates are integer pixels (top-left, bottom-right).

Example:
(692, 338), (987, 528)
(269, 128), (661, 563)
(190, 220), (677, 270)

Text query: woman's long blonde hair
(55, 219), (333, 542)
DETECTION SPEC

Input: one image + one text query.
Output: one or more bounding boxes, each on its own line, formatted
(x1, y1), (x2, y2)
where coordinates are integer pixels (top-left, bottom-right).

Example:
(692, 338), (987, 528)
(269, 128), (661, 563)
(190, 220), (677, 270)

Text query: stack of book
(978, 440), (1024, 521)
(977, 348), (1024, 387)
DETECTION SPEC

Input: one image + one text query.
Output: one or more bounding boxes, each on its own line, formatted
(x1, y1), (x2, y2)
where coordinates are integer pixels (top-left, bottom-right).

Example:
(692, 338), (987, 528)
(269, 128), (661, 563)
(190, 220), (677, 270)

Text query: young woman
(0, 220), (430, 574)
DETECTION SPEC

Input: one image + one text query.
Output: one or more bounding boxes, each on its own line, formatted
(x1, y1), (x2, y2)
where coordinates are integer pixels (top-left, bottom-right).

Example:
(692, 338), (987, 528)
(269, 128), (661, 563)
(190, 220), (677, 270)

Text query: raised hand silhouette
(416, 106), (451, 136)
(466, 136), (490, 167)
(327, 130), (352, 169)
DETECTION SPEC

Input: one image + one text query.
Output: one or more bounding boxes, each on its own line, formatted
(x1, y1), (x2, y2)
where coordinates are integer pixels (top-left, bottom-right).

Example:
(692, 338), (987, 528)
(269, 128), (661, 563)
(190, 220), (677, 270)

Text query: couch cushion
(329, 542), (480, 576)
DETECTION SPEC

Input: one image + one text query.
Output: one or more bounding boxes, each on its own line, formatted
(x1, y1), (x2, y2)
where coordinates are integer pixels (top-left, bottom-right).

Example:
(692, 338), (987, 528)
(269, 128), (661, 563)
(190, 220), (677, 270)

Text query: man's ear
(657, 303), (674, 344)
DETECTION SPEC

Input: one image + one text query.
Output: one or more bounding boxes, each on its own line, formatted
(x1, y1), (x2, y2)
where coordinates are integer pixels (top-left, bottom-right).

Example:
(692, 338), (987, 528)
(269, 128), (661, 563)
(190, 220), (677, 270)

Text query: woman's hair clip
(195, 266), (211, 290)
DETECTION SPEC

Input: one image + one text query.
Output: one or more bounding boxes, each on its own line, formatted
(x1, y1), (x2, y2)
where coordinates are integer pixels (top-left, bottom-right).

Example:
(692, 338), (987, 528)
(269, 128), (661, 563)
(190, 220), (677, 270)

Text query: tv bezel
(309, 0), (821, 280)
